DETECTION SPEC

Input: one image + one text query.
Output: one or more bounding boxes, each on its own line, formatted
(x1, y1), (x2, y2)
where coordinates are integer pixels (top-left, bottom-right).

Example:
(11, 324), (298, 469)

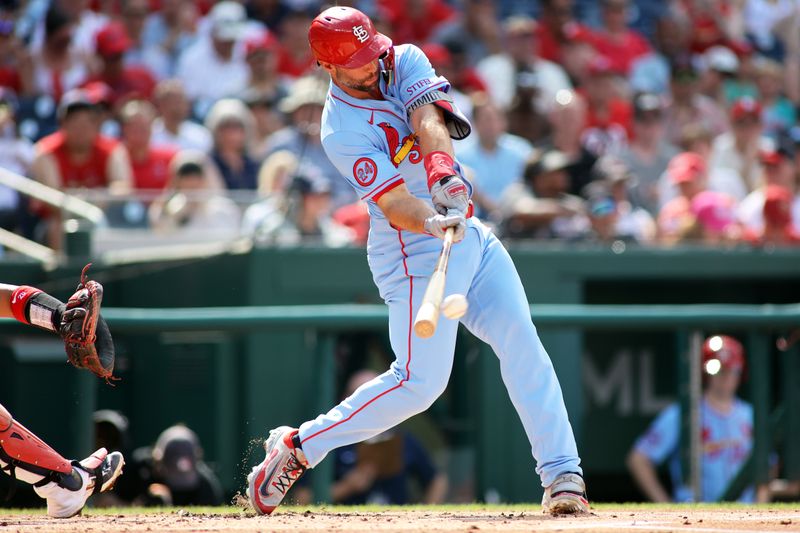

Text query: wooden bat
(413, 226), (455, 338)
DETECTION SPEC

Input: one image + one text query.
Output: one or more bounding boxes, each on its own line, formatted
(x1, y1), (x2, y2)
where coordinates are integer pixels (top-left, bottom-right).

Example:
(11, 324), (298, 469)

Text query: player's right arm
(626, 450), (671, 503)
(626, 404), (679, 503)
(322, 130), (464, 240)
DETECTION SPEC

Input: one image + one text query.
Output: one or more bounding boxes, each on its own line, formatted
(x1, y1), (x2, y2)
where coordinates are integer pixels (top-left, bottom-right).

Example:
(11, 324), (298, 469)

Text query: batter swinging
(247, 6), (588, 515)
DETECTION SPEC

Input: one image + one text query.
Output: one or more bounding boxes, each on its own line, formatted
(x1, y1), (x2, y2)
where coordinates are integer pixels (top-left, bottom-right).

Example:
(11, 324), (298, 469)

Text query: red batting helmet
(702, 335), (745, 376)
(308, 6), (392, 68)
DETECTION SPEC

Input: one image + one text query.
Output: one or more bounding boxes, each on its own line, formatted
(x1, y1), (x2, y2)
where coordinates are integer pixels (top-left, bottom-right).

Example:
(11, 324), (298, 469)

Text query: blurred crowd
(0, 0), (799, 250)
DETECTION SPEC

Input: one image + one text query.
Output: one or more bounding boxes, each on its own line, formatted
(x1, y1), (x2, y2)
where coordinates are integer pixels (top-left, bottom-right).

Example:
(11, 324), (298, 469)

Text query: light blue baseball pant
(297, 223), (581, 487)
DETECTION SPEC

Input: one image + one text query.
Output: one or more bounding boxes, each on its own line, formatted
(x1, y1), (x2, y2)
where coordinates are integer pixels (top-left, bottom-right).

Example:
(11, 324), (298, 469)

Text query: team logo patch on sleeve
(353, 157), (378, 186)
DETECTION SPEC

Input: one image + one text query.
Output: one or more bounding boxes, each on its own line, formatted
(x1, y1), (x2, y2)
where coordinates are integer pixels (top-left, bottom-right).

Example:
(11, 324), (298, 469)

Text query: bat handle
(413, 227), (455, 338)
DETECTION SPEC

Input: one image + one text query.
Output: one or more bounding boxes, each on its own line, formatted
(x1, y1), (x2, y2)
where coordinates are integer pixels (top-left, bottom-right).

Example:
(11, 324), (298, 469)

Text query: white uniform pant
(297, 225), (581, 487)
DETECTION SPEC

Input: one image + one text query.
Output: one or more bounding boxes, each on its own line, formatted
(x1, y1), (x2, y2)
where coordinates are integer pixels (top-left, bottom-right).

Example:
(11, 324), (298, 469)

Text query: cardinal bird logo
(377, 122), (421, 167)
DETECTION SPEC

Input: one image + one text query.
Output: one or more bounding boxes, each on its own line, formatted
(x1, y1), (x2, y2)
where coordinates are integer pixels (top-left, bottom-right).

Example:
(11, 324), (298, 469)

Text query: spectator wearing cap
(205, 98), (259, 190)
(742, 185), (800, 246)
(657, 152), (709, 243)
(499, 148), (589, 240)
(579, 55), (632, 157)
(697, 45), (748, 109)
(455, 93), (533, 220)
(686, 190), (741, 245)
(30, 88), (132, 247)
(0, 89), (32, 231)
(629, 15), (692, 97)
(121, 0), (170, 80)
(29, 5), (90, 100)
(266, 75), (356, 209)
(535, 0), (593, 65)
(151, 79), (212, 153)
(581, 156), (656, 243)
(708, 97), (768, 199)
(149, 149), (239, 236)
(175, 1), (249, 104)
(241, 30), (287, 102)
(82, 22), (157, 107)
(618, 93), (679, 215)
(432, 0), (503, 65)
(589, 0), (651, 76)
(120, 99), (177, 192)
(379, 0), (455, 45)
(129, 425), (223, 506)
(664, 57), (729, 146)
(140, 0), (199, 75)
(737, 140), (800, 235)
(753, 57), (797, 135)
(242, 161), (355, 247)
(475, 16), (572, 112)
(275, 5), (315, 79)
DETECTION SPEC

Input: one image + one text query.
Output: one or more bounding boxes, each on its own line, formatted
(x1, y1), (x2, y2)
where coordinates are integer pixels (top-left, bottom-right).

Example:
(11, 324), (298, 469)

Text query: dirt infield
(2, 506), (799, 533)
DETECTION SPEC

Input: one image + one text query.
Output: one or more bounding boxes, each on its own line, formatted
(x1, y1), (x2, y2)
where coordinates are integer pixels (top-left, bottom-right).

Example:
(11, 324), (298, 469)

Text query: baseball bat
(413, 226), (455, 338)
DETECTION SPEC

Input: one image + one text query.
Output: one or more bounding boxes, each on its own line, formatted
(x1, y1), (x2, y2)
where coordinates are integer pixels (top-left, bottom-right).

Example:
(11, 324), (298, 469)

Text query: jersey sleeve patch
(353, 157), (378, 186)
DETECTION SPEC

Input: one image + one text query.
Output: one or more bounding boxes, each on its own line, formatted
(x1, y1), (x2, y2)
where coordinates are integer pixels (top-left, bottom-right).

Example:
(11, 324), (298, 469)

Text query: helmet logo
(352, 25), (369, 43)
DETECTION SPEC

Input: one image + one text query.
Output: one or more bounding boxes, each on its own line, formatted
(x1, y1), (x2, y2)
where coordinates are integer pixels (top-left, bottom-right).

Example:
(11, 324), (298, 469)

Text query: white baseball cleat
(541, 472), (590, 515)
(34, 448), (125, 518)
(247, 426), (308, 515)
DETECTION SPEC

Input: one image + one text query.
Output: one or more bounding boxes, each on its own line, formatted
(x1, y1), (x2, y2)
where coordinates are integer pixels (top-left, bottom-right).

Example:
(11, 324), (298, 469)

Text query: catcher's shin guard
(0, 403), (73, 489)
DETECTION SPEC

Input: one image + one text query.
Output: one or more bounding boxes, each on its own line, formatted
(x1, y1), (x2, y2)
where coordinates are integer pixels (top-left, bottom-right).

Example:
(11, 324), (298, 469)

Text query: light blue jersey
(635, 399), (754, 502)
(297, 44), (582, 491)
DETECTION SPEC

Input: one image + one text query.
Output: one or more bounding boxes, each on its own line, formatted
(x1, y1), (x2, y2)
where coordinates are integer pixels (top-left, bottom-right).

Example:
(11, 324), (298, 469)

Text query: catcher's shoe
(34, 448), (125, 518)
(541, 472), (589, 515)
(247, 426), (308, 515)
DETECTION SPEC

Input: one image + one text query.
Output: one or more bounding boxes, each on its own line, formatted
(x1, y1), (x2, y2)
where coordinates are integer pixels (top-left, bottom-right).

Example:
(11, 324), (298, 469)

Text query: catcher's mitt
(60, 264), (117, 383)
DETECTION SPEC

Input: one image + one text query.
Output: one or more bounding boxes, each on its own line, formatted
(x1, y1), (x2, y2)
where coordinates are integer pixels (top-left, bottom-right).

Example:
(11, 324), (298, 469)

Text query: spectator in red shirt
(83, 22), (156, 107)
(580, 55), (632, 157)
(379, 0), (455, 45)
(657, 152), (709, 243)
(120, 99), (177, 192)
(590, 0), (651, 76)
(536, 0), (593, 64)
(743, 185), (800, 246)
(30, 88), (132, 247)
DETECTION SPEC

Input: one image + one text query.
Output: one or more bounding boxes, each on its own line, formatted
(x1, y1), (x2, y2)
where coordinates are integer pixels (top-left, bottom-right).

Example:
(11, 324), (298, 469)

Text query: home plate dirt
(2, 508), (799, 533)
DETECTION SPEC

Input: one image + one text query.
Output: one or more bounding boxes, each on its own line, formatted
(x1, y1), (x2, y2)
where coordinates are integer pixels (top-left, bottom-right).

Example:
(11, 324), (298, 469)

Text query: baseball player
(0, 268), (124, 517)
(247, 6), (587, 514)
(627, 335), (755, 502)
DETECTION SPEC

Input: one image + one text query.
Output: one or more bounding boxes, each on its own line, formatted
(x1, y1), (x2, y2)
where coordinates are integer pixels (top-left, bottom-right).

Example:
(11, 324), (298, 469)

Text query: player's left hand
(60, 264), (117, 383)
(430, 175), (470, 216)
(424, 211), (466, 242)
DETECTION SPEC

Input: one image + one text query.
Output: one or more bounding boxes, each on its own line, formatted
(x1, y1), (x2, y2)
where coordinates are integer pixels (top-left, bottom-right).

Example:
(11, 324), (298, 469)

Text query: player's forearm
(377, 185), (437, 234)
(385, 196), (436, 234)
(412, 105), (454, 158)
(626, 451), (671, 503)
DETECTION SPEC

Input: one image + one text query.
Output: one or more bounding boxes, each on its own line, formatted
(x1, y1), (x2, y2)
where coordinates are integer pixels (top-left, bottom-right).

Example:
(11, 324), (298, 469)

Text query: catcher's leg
(0, 403), (125, 518)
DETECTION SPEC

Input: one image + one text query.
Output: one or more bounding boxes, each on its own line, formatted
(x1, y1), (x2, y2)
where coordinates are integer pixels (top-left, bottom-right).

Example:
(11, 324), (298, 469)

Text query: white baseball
(441, 294), (468, 319)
